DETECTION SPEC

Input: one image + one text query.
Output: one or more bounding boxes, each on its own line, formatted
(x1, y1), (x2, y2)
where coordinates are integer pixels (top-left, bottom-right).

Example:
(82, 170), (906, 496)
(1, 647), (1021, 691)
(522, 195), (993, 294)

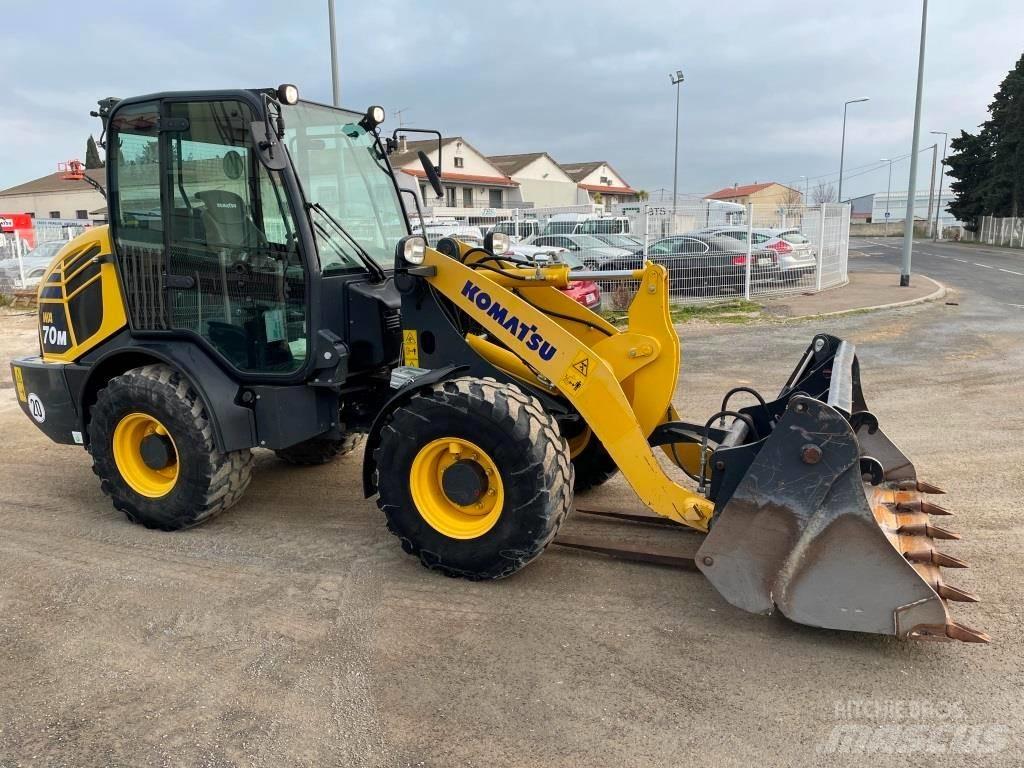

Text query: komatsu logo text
(461, 280), (558, 361)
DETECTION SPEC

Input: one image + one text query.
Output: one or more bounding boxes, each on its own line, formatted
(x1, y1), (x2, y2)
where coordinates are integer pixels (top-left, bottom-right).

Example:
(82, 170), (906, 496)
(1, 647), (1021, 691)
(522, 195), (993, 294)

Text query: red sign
(0, 213), (37, 247)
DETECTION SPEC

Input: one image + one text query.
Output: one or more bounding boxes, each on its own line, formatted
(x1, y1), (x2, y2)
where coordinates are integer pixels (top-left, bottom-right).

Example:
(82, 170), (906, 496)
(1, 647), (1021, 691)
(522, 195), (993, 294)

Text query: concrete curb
(782, 274), (946, 322)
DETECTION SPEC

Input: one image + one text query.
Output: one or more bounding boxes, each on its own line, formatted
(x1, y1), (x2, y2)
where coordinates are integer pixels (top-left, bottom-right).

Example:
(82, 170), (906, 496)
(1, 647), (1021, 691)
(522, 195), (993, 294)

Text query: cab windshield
(284, 101), (407, 272)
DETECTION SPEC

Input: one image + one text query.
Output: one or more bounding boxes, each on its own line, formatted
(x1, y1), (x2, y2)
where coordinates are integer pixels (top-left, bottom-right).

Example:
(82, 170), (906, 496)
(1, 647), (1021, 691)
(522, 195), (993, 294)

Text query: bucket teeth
(937, 583), (980, 603)
(898, 523), (961, 540)
(905, 549), (969, 568)
(917, 481), (946, 495)
(896, 500), (952, 516)
(908, 622), (990, 643)
(945, 622), (991, 643)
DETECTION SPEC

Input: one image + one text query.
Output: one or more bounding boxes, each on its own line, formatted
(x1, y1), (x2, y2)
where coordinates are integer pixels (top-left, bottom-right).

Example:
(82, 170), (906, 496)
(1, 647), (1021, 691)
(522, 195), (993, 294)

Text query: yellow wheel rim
(112, 412), (179, 498)
(410, 437), (504, 540)
(565, 426), (592, 459)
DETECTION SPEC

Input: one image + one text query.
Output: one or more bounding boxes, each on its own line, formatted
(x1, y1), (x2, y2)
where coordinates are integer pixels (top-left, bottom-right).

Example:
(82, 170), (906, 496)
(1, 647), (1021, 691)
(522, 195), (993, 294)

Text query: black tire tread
(375, 376), (573, 580)
(572, 433), (619, 492)
(89, 364), (253, 530)
(275, 433), (362, 466)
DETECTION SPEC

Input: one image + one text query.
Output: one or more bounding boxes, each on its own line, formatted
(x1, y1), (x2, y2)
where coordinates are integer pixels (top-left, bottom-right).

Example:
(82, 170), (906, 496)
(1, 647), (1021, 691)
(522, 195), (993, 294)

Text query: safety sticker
(12, 366), (26, 402)
(403, 329), (420, 367)
(560, 351), (591, 392)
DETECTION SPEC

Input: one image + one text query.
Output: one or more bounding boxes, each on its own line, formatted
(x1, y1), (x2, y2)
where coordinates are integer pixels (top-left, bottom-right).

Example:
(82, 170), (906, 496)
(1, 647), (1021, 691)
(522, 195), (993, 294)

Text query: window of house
(463, 187), (473, 207)
(600, 176), (610, 185)
(488, 189), (502, 209)
(76, 209), (88, 219)
(454, 156), (464, 168)
(445, 187), (457, 207)
(49, 211), (61, 219)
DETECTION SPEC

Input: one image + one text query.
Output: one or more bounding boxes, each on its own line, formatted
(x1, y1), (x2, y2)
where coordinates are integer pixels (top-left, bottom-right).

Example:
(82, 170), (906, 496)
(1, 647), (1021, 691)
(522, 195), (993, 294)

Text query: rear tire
(275, 433), (361, 466)
(375, 377), (573, 580)
(88, 364), (253, 531)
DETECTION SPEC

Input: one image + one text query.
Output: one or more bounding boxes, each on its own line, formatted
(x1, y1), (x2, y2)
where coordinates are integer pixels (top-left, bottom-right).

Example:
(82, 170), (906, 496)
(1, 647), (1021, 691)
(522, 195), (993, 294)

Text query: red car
(507, 246), (602, 311)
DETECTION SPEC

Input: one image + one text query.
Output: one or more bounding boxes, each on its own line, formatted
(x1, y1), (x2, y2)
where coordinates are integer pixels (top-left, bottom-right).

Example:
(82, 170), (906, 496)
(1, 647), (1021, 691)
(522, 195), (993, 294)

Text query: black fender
(362, 365), (467, 498)
(72, 332), (257, 453)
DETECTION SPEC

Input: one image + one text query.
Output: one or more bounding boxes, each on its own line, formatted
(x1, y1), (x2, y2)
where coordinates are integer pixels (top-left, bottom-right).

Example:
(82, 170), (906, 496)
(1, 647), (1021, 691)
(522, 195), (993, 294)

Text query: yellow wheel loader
(10, 86), (986, 643)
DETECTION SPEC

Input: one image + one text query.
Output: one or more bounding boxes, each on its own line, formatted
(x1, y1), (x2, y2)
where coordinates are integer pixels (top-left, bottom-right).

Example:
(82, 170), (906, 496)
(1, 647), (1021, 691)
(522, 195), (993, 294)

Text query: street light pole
(328, 0), (341, 106)
(900, 0), (928, 287)
(670, 70), (684, 218)
(930, 130), (948, 240)
(838, 97), (869, 203)
(881, 158), (893, 235)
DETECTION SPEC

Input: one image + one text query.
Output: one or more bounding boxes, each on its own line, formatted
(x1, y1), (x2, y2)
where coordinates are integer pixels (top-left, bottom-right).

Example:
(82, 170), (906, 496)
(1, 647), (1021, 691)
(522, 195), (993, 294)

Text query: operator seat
(195, 190), (267, 251)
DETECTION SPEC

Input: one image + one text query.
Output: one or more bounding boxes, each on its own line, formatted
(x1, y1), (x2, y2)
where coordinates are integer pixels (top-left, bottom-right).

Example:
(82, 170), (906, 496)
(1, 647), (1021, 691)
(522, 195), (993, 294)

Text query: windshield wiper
(307, 202), (387, 283)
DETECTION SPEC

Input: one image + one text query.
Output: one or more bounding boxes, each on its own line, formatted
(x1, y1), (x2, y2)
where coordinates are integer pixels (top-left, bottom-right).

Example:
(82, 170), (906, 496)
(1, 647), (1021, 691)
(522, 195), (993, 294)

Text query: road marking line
(953, 258), (968, 263)
(973, 263), (994, 269)
(998, 268), (1023, 276)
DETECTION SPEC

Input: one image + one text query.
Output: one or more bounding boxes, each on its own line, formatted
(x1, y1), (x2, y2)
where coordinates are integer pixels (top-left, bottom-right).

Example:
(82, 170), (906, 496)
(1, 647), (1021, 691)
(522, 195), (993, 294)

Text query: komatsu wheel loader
(10, 85), (987, 643)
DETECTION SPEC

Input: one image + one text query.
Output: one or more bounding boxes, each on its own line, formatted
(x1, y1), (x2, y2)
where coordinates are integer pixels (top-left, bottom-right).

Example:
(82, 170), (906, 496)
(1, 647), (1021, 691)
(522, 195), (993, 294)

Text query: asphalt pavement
(850, 236), (1024, 308)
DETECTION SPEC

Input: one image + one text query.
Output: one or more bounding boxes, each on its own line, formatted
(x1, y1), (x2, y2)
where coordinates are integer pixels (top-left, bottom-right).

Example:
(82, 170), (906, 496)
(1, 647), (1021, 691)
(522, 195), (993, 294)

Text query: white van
(577, 216), (631, 235)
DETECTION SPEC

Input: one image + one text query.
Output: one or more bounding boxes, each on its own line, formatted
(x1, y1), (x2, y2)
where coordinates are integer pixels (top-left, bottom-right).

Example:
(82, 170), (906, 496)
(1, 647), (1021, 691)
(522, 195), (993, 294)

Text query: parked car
(592, 233), (643, 250)
(756, 228), (817, 280)
(524, 250), (602, 311)
(0, 239), (67, 291)
(523, 233), (632, 268)
(599, 233), (779, 295)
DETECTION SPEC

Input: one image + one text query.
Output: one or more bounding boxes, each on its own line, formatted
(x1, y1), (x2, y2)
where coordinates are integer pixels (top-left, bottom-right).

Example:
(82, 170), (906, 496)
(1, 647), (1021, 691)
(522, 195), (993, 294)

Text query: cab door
(110, 97), (311, 377)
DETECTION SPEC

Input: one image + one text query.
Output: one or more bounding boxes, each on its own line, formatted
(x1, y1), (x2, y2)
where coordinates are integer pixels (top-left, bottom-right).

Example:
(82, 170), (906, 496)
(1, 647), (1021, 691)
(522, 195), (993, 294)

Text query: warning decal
(403, 329), (420, 367)
(560, 351), (592, 392)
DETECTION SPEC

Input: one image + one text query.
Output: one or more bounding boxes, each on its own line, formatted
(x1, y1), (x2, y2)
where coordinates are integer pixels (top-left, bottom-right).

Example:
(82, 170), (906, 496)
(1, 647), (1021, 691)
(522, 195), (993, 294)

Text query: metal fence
(959, 216), (1024, 249)
(0, 222), (91, 292)
(495, 201), (849, 306)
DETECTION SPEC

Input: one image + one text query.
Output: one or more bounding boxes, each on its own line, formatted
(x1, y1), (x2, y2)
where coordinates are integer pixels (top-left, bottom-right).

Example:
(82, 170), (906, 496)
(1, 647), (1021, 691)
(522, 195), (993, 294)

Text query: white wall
(0, 188), (105, 222)
(509, 156), (577, 207)
(578, 163), (628, 188)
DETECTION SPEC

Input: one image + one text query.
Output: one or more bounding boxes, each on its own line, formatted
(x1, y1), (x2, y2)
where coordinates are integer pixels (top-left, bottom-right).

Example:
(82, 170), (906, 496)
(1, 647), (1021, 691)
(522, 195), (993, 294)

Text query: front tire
(375, 377), (573, 580)
(564, 425), (618, 492)
(88, 364), (253, 530)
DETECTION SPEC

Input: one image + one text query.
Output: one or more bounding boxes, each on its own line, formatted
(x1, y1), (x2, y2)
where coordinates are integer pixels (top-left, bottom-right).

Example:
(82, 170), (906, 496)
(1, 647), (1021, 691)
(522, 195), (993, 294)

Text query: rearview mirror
(418, 151), (444, 199)
(251, 121), (288, 171)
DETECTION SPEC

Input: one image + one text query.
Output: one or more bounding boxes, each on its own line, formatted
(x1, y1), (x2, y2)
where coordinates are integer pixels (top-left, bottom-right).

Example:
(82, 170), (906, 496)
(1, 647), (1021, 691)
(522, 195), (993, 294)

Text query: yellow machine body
(36, 226), (127, 363)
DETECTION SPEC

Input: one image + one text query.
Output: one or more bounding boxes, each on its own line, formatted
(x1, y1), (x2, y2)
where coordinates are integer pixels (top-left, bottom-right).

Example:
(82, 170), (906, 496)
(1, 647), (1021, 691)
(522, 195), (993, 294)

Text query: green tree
(85, 135), (104, 169)
(945, 52), (1024, 226)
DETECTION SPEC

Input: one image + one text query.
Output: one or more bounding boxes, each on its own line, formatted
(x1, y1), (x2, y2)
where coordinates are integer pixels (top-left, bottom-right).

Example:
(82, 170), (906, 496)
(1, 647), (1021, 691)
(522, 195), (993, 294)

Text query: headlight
(485, 231), (510, 255)
(277, 83), (299, 105)
(400, 235), (427, 265)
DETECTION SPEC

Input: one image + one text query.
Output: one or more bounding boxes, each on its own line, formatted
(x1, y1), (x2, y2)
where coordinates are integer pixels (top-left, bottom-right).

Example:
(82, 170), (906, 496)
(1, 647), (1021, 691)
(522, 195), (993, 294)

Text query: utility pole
(930, 130), (948, 239)
(670, 70), (684, 219)
(900, 0), (928, 287)
(839, 97), (869, 203)
(328, 0), (341, 106)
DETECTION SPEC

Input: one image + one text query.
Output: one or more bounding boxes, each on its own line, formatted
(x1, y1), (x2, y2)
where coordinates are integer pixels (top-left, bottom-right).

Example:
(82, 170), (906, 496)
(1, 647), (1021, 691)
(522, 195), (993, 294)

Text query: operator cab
(105, 87), (409, 381)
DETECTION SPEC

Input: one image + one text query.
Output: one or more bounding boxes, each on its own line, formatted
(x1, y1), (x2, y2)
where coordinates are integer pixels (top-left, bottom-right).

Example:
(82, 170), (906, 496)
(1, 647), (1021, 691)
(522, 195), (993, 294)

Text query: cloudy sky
(1, 0), (1021, 200)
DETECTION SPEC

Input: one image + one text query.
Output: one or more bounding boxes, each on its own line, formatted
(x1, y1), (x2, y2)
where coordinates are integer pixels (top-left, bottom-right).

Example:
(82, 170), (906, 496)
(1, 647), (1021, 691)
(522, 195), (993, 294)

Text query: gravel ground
(0, 284), (1020, 767)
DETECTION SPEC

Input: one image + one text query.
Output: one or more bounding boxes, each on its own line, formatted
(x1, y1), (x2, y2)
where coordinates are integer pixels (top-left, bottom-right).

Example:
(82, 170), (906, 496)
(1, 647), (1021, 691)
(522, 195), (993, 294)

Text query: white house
(486, 153), (578, 208)
(388, 137), (523, 219)
(558, 161), (639, 207)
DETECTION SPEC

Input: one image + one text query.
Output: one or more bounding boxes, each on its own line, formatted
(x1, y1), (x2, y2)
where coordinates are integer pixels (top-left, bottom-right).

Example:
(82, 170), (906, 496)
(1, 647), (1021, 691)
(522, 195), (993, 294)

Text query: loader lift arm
(413, 248), (714, 530)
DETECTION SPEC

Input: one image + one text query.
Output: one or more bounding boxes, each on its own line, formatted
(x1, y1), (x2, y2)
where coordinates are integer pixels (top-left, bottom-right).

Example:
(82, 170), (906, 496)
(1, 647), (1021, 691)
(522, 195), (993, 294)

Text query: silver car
(523, 233), (633, 269)
(0, 240), (67, 291)
(756, 228), (817, 279)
